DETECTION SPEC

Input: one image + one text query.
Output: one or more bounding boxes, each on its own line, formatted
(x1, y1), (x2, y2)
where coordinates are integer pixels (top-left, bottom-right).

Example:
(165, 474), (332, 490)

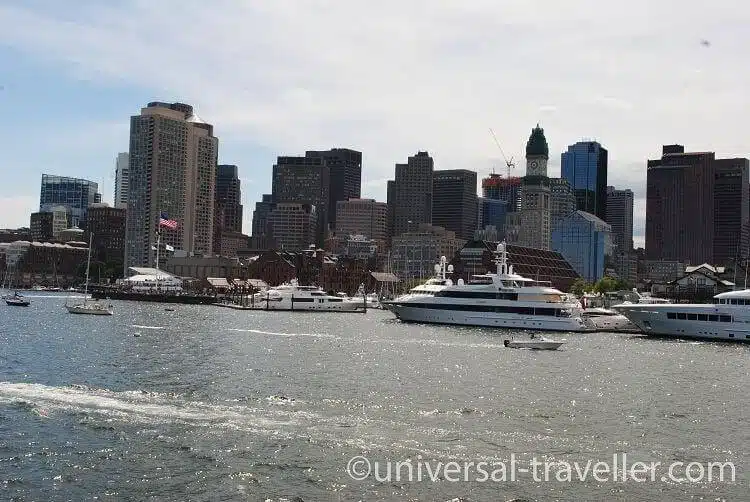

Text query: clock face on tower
(529, 160), (539, 174)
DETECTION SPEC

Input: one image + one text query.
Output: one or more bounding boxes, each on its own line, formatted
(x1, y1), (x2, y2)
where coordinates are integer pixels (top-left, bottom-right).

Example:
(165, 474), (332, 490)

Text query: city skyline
(2, 1), (749, 250)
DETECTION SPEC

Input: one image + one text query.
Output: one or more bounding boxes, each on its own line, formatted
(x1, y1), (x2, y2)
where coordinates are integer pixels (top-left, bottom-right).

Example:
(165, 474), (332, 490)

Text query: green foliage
(568, 278), (592, 296)
(592, 275), (630, 294)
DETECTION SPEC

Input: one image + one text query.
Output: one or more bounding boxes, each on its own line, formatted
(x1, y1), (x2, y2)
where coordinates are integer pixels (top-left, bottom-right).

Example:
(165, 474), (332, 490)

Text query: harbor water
(0, 294), (747, 501)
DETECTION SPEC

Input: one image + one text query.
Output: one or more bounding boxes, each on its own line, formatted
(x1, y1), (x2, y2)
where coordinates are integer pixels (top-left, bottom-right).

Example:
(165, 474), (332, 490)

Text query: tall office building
(114, 152), (130, 209)
(213, 164), (243, 254)
(605, 186), (634, 252)
(272, 155), (330, 245)
(250, 194), (274, 250)
(39, 174), (100, 228)
(86, 203), (126, 268)
(335, 198), (388, 243)
(549, 178), (576, 229)
(432, 169), (478, 240)
(387, 151), (434, 239)
(561, 141), (608, 221)
(125, 102), (219, 269)
(646, 144), (749, 264)
(305, 148), (362, 230)
(266, 203), (317, 251)
(511, 125), (552, 250)
(552, 210), (612, 282)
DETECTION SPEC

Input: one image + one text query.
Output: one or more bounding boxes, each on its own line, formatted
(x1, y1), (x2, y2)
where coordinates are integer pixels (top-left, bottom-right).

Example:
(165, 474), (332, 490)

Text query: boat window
(697, 314), (708, 321)
(676, 313), (687, 320)
(720, 315), (732, 322)
(731, 299), (738, 305)
(709, 314), (718, 322)
(667, 312), (676, 319)
(687, 313), (698, 320)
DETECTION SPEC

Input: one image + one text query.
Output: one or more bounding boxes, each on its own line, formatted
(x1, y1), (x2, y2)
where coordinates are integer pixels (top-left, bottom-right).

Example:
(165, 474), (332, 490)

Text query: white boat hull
(388, 304), (589, 332)
(261, 298), (365, 312)
(613, 303), (750, 342)
(503, 339), (563, 350)
(66, 304), (113, 315)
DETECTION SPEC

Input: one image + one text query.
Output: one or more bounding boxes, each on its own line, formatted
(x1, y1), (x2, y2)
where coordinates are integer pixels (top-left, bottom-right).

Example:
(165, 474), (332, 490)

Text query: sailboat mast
(84, 232), (93, 302)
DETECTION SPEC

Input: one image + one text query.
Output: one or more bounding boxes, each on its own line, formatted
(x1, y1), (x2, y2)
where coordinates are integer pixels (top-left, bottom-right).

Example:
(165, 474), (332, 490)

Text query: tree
(592, 276), (619, 294)
(568, 278), (592, 296)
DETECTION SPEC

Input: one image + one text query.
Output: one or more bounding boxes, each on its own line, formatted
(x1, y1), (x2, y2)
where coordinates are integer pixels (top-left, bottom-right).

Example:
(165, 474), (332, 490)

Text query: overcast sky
(1, 0), (749, 248)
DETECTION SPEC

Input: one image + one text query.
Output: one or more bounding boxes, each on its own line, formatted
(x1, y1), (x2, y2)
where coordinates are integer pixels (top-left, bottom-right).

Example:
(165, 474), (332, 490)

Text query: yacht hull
(65, 305), (113, 315)
(388, 304), (589, 332)
(260, 298), (365, 312)
(503, 339), (563, 350)
(613, 304), (750, 342)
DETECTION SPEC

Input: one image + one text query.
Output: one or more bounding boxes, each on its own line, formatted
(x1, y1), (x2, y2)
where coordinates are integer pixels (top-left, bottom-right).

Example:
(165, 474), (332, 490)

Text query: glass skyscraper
(39, 174), (101, 228)
(561, 141), (608, 221)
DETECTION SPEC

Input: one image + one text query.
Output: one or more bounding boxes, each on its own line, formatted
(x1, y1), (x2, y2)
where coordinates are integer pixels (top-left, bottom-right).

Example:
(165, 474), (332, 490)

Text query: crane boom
(489, 128), (515, 178)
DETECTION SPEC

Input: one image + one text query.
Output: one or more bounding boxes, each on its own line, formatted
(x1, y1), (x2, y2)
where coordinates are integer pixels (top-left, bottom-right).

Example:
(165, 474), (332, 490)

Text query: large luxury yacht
(384, 242), (590, 332)
(256, 280), (366, 312)
(612, 289), (750, 342)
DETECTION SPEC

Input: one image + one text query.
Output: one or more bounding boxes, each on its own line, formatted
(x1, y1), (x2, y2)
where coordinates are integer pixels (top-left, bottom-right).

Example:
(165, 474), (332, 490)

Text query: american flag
(159, 213), (178, 230)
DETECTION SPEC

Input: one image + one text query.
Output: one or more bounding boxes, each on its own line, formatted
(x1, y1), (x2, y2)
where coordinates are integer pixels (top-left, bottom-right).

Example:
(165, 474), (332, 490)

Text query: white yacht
(612, 289), (750, 342)
(258, 280), (365, 312)
(582, 307), (636, 331)
(384, 242), (590, 332)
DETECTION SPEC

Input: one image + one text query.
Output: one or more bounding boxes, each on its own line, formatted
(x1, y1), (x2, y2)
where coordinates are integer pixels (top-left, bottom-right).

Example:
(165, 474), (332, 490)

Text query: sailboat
(65, 233), (113, 316)
(3, 263), (30, 306)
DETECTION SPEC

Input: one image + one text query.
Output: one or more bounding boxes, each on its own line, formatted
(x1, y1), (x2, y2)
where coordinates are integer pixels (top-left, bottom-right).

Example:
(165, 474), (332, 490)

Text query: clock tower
(525, 123), (549, 176)
(509, 124), (552, 250)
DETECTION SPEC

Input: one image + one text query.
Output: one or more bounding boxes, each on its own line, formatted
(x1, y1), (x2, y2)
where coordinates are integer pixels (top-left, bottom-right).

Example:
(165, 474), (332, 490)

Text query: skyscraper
(432, 169), (478, 240)
(271, 155), (330, 245)
(305, 148), (362, 230)
(114, 152), (130, 209)
(561, 141), (608, 221)
(125, 102), (219, 269)
(605, 186), (634, 252)
(39, 174), (101, 228)
(213, 165), (242, 234)
(646, 144), (749, 264)
(250, 194), (274, 250)
(387, 151), (434, 239)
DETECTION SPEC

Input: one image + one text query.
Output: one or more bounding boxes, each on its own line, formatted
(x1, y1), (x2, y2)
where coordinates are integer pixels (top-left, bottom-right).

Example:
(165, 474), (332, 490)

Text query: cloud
(0, 0), (749, 236)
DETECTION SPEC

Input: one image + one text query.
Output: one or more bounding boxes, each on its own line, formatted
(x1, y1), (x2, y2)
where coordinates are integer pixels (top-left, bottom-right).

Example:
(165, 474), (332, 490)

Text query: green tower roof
(526, 124), (549, 158)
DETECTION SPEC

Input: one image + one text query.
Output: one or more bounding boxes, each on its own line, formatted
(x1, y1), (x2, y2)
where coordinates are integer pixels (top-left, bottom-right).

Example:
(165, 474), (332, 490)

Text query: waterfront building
(125, 102), (218, 269)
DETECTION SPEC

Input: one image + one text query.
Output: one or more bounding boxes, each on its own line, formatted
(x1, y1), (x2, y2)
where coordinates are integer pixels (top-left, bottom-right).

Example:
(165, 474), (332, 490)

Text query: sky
(1, 1), (749, 249)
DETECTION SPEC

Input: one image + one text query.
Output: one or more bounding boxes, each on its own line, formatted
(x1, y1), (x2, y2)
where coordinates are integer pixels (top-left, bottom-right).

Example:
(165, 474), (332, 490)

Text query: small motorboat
(504, 334), (563, 350)
(5, 292), (30, 307)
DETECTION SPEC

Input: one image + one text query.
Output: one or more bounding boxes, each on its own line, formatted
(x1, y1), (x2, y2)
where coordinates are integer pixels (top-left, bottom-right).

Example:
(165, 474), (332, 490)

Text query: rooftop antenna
(489, 128), (515, 178)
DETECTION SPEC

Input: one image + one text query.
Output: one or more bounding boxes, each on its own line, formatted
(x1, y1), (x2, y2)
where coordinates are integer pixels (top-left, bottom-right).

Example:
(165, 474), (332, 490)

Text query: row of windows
(714, 298), (750, 305)
(666, 312), (732, 322)
(434, 291), (519, 300)
(396, 303), (571, 317)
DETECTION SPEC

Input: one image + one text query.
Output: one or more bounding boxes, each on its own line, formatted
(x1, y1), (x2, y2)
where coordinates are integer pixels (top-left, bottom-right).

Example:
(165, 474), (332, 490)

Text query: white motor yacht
(612, 289), (750, 342)
(259, 280), (365, 312)
(384, 242), (590, 332)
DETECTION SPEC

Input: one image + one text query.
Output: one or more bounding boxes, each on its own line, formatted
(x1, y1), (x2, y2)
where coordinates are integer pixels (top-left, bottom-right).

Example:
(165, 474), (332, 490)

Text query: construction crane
(489, 128), (515, 178)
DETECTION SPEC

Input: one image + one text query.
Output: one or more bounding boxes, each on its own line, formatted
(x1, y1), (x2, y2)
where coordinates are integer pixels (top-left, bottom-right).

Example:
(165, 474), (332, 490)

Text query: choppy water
(0, 294), (747, 501)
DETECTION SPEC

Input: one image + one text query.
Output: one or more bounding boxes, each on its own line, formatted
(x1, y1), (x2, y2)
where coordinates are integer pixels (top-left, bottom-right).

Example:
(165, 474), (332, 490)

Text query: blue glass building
(39, 174), (101, 228)
(561, 141), (608, 221)
(551, 210), (611, 282)
(479, 197), (508, 239)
